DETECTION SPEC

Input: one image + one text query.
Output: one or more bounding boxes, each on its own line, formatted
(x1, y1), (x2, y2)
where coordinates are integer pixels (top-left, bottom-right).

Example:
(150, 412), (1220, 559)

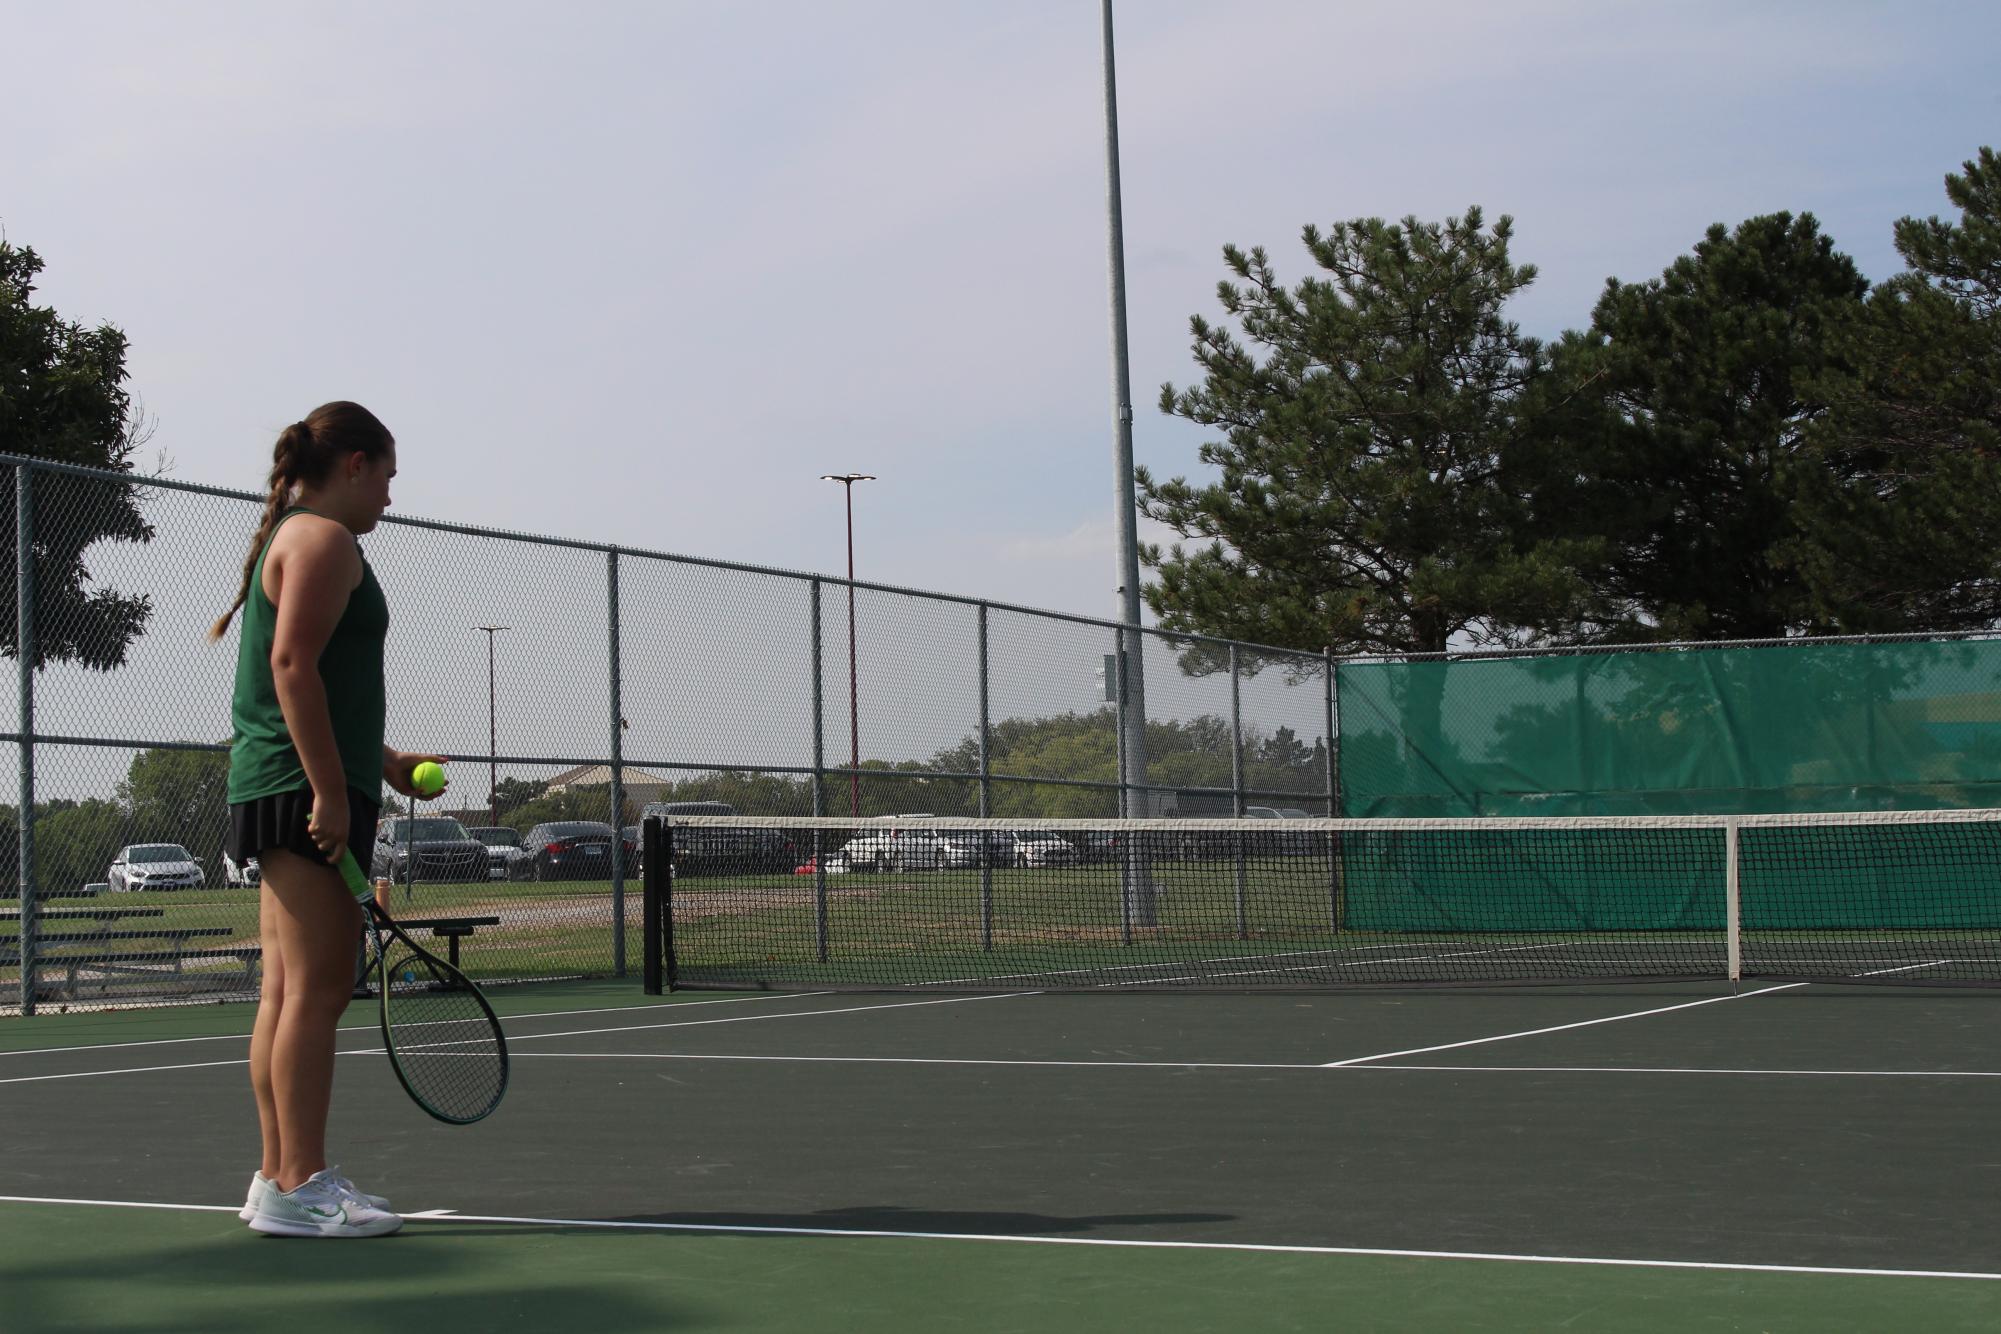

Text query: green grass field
(5, 875), (644, 1000)
(12, 857), (1999, 1003)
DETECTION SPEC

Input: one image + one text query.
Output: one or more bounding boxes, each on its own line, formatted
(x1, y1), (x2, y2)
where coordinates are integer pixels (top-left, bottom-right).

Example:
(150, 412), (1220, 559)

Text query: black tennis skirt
(227, 785), (381, 871)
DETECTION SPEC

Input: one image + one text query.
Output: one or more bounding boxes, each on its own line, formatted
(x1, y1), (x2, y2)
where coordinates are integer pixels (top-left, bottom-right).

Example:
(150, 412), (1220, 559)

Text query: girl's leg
(249, 883), (288, 1179)
(258, 847), (362, 1192)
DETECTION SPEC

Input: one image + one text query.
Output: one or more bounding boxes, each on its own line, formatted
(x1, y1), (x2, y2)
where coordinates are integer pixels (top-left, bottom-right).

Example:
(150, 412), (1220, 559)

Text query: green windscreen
(1334, 639), (2001, 930)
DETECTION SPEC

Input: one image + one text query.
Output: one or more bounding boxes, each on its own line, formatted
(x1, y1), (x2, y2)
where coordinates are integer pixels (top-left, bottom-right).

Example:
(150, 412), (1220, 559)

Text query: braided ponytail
(209, 404), (393, 641)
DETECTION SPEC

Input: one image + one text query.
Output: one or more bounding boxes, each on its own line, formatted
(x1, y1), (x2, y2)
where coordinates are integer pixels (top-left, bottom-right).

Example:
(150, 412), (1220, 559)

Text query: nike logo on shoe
(303, 1204), (348, 1222)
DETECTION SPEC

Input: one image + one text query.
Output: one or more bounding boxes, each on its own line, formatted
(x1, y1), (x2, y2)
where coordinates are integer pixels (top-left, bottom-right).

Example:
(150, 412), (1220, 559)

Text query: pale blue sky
(5, 0), (1997, 622)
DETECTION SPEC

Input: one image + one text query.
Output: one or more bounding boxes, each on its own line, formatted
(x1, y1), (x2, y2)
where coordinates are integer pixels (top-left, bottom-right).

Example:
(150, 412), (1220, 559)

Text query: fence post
(1230, 643), (1247, 939)
(1115, 626), (1157, 934)
(607, 549), (626, 977)
(1325, 649), (1343, 936)
(1325, 650), (1342, 816)
(810, 578), (828, 962)
(977, 602), (993, 951)
(15, 463), (36, 1015)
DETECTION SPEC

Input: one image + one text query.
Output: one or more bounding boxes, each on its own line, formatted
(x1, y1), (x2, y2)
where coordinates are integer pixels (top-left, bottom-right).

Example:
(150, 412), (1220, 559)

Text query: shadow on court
(0, 1221), (694, 1334)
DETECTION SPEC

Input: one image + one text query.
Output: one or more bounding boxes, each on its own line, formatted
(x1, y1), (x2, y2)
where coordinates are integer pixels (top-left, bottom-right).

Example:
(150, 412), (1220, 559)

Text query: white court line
(1322, 983), (1806, 1066)
(1127, 943), (1574, 986)
(0, 1194), (1995, 1281)
(916, 939), (1491, 986)
(1852, 961), (1954, 977)
(0, 1057), (252, 1087)
(0, 994), (1038, 1083)
(0, 991), (826, 1060)
(451, 991), (1040, 1047)
(504, 1051), (2001, 1079)
(1373, 1063), (2001, 1078)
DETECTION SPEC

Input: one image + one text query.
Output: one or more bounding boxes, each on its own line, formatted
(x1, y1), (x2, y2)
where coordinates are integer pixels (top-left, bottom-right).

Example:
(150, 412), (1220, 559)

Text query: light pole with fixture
(820, 474), (874, 816)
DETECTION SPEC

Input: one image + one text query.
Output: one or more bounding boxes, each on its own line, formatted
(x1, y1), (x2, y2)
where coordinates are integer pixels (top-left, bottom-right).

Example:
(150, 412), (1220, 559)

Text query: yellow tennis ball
(411, 761), (446, 798)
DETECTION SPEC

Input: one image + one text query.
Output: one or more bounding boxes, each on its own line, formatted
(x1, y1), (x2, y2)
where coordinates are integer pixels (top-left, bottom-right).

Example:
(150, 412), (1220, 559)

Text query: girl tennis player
(211, 401), (446, 1238)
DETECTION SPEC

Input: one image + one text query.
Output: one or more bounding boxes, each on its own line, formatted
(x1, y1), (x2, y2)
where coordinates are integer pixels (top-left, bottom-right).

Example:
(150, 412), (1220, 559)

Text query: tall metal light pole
(476, 625), (509, 823)
(820, 474), (874, 816)
(1102, 0), (1154, 923)
(1101, 0), (1148, 805)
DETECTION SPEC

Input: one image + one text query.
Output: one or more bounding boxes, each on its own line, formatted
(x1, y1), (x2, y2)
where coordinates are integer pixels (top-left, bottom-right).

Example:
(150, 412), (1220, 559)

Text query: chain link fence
(18, 454), (1981, 1012)
(1, 456), (1334, 1012)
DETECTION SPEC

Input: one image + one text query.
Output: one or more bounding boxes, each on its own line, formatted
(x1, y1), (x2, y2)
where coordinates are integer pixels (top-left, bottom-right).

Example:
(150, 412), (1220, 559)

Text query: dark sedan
(370, 817), (491, 884)
(520, 821), (633, 882)
(669, 826), (799, 877)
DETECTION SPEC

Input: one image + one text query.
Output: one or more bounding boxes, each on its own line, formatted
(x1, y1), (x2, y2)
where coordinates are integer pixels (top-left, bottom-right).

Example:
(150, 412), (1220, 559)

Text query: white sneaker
(241, 1168), (392, 1222)
(248, 1168), (402, 1238)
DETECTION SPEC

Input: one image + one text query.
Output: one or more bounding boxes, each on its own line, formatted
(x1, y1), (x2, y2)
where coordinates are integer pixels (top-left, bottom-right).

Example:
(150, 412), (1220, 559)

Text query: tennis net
(640, 810), (2001, 991)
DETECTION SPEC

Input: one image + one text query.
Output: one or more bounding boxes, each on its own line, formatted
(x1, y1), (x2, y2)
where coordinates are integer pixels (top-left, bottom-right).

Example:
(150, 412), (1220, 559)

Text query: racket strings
(380, 948), (507, 1122)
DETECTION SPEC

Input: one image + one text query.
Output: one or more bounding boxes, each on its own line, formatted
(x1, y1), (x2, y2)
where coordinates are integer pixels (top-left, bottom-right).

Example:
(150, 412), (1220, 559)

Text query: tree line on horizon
(1140, 146), (2001, 656)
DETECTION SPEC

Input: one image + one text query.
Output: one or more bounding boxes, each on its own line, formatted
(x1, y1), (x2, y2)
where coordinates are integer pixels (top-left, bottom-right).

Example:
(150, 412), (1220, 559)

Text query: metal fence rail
(0, 455), (1332, 1012)
(9, 453), (1986, 1013)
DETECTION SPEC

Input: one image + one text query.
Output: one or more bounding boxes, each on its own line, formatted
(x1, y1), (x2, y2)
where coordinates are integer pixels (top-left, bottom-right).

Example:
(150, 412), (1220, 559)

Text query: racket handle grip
(335, 849), (372, 899)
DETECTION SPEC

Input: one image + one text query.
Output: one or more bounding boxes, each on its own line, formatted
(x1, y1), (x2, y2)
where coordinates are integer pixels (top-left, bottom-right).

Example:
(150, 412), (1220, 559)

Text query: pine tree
(1530, 213), (1869, 640)
(1785, 148), (2001, 630)
(1142, 209), (1595, 654)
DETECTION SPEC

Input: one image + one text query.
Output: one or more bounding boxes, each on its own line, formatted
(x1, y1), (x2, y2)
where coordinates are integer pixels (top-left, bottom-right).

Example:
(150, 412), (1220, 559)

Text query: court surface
(3, 978), (1998, 1332)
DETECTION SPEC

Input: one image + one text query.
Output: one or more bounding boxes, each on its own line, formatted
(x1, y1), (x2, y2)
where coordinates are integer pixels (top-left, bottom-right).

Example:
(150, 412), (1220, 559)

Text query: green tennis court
(4, 977), (1998, 1332)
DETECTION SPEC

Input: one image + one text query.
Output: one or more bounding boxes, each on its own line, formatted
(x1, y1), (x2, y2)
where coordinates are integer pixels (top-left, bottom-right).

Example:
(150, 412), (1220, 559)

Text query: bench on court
(390, 915), (503, 969)
(351, 914), (503, 997)
(2, 927), (261, 997)
(1, 906), (168, 928)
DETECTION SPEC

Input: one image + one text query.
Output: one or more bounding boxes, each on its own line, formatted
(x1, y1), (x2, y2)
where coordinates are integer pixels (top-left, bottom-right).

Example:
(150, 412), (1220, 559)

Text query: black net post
(641, 816), (664, 994)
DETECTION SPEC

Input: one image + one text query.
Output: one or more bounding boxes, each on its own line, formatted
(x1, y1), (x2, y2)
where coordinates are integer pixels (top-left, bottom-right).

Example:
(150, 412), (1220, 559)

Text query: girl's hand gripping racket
(337, 848), (509, 1124)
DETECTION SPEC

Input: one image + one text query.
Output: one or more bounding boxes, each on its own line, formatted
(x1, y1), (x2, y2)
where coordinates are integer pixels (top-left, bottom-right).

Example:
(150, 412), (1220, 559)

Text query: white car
(1006, 831), (1080, 867)
(936, 832), (993, 869)
(469, 826), (533, 881)
(222, 852), (261, 888)
(108, 844), (205, 892)
(838, 827), (945, 872)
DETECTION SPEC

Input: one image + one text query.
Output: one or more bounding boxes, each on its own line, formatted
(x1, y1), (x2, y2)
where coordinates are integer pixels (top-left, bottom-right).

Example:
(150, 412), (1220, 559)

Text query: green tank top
(227, 508), (389, 804)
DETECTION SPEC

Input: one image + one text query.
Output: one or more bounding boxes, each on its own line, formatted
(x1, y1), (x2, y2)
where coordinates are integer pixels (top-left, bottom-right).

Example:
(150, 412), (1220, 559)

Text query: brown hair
(208, 401), (394, 641)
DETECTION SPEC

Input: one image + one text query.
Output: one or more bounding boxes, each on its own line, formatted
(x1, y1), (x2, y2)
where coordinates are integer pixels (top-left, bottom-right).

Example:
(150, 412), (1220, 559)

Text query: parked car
(937, 831), (1001, 869)
(222, 851), (261, 888)
(467, 826), (531, 881)
(669, 826), (799, 877)
(838, 824), (944, 872)
(1006, 831), (1080, 868)
(1074, 830), (1124, 865)
(931, 830), (1077, 869)
(640, 800), (737, 823)
(520, 820), (631, 882)
(108, 844), (204, 892)
(371, 817), (491, 884)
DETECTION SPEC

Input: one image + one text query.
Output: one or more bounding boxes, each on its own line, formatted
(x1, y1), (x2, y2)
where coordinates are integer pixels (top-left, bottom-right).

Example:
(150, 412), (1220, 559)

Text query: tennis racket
(337, 848), (509, 1124)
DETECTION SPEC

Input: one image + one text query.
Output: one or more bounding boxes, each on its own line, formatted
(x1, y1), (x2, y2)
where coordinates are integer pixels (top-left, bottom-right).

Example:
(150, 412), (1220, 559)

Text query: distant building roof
(545, 764), (676, 790)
